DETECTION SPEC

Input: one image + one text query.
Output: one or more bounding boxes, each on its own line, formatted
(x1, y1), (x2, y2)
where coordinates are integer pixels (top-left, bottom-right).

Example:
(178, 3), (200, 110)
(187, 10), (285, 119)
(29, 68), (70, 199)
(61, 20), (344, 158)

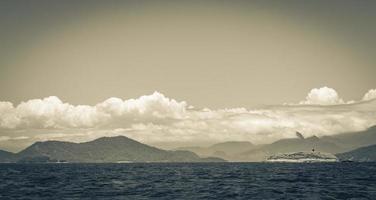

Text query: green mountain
(336, 144), (376, 162)
(3, 136), (225, 163)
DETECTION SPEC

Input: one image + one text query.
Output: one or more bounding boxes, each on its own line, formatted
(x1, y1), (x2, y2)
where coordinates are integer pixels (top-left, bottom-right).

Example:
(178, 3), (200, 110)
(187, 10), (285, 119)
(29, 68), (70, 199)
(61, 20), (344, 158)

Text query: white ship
(266, 149), (338, 163)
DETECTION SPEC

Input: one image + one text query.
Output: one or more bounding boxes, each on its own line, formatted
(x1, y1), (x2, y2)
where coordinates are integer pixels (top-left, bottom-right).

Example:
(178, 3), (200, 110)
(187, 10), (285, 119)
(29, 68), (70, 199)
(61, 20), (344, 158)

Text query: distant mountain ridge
(177, 126), (376, 162)
(177, 141), (255, 161)
(0, 136), (225, 163)
(322, 126), (376, 151)
(336, 144), (376, 162)
(237, 135), (344, 161)
(237, 126), (376, 161)
(2, 126), (376, 163)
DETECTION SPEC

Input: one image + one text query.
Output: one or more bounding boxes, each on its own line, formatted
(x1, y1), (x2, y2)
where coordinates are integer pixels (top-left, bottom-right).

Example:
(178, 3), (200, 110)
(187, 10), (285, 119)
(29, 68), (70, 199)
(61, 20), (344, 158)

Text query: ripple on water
(0, 163), (375, 199)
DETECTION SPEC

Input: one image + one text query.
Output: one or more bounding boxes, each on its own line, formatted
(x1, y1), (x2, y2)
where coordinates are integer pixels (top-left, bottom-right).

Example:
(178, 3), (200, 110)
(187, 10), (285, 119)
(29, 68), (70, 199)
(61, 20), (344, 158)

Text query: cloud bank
(0, 92), (186, 129)
(1, 88), (376, 149)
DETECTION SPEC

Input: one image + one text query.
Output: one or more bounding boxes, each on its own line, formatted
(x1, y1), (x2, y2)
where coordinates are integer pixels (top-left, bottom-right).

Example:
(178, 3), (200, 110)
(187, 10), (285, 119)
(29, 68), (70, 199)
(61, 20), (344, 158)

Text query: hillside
(4, 136), (225, 163)
(177, 141), (255, 161)
(336, 144), (376, 162)
(0, 150), (16, 163)
(238, 135), (344, 161)
(237, 126), (376, 162)
(322, 126), (376, 151)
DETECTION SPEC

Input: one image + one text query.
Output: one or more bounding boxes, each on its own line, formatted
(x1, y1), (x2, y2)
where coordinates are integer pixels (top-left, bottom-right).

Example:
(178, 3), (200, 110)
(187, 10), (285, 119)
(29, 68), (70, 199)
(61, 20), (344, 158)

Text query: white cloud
(0, 101), (20, 129)
(96, 92), (187, 118)
(299, 87), (345, 105)
(1, 89), (376, 148)
(0, 92), (187, 130)
(11, 136), (29, 140)
(363, 89), (376, 101)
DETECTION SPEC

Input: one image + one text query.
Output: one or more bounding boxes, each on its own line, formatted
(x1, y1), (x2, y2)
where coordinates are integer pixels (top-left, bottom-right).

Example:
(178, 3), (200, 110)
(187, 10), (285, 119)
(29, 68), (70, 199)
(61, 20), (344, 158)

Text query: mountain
(322, 126), (376, 151)
(0, 150), (16, 163)
(238, 136), (344, 162)
(336, 144), (376, 162)
(177, 141), (255, 161)
(237, 126), (376, 162)
(9, 136), (225, 163)
(210, 141), (255, 155)
(3, 126), (376, 163)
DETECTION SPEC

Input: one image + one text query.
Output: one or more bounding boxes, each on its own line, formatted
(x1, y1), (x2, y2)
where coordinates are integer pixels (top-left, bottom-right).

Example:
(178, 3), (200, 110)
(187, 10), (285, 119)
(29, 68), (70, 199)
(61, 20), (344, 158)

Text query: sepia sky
(1, 0), (376, 108)
(0, 0), (376, 151)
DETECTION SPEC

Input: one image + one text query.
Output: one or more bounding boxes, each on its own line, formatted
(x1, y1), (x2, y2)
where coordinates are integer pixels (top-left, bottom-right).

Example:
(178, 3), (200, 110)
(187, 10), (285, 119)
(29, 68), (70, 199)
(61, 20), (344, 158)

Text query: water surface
(0, 163), (375, 199)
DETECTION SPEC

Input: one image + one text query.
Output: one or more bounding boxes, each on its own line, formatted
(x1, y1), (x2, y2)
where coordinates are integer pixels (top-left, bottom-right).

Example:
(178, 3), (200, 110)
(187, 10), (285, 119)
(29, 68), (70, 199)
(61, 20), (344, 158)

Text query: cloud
(363, 89), (376, 101)
(1, 89), (376, 149)
(0, 136), (11, 142)
(0, 92), (187, 130)
(107, 101), (376, 145)
(299, 87), (345, 105)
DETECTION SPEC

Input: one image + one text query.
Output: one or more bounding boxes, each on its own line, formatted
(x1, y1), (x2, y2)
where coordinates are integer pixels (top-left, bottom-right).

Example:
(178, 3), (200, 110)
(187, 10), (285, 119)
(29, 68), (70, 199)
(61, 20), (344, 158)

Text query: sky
(0, 0), (376, 151)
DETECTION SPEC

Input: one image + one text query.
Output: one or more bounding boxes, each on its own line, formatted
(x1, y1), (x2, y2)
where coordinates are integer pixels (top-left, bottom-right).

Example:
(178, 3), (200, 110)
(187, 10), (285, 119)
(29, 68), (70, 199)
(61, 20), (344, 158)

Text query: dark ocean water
(0, 163), (376, 200)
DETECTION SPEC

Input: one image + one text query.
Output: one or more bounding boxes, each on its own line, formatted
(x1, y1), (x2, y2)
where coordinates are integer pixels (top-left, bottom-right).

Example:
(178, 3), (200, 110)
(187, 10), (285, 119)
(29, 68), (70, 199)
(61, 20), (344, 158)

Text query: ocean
(0, 163), (375, 199)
